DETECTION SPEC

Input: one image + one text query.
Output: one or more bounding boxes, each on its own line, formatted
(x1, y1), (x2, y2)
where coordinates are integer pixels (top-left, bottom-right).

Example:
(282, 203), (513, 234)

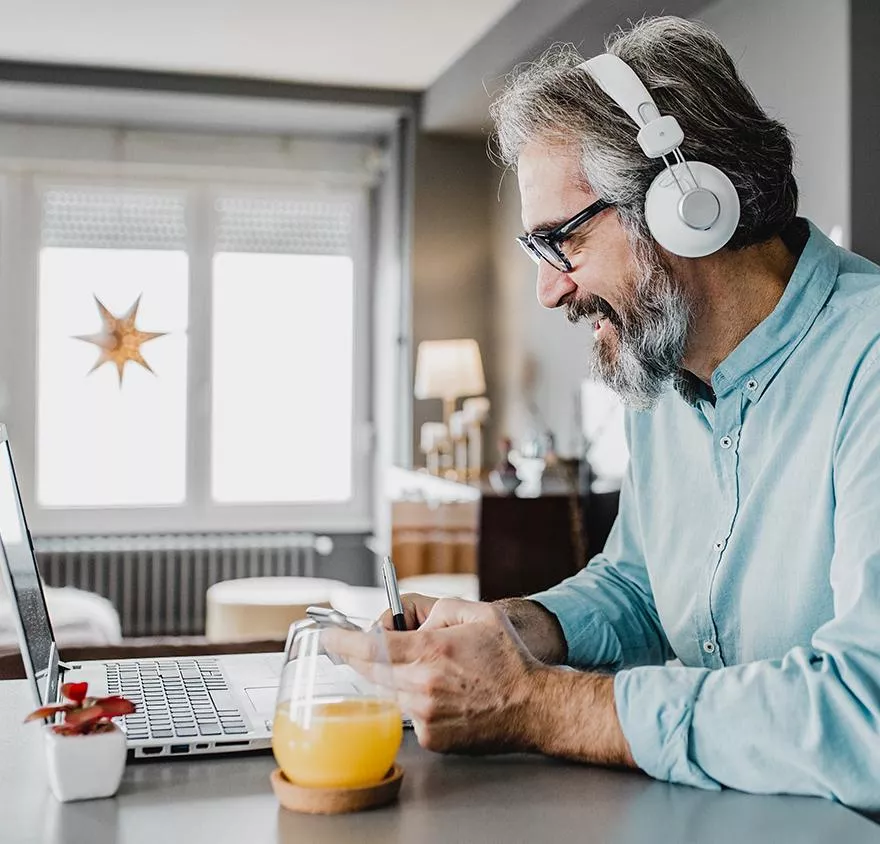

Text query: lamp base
(442, 398), (457, 428)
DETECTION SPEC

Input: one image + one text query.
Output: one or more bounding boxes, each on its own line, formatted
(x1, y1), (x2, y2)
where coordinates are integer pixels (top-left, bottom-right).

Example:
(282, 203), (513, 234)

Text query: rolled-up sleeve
(530, 461), (674, 670)
(613, 355), (880, 811)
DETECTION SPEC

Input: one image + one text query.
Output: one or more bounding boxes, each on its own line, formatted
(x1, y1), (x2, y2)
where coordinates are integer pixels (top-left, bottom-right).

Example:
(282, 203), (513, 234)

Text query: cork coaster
(270, 765), (404, 814)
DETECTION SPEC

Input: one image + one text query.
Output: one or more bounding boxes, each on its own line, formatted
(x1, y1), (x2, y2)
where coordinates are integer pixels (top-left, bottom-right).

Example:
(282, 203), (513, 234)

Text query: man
(332, 16), (880, 809)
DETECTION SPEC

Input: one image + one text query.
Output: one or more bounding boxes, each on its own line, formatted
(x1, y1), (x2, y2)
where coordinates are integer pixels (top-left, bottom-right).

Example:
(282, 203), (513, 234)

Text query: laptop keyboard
(105, 658), (250, 742)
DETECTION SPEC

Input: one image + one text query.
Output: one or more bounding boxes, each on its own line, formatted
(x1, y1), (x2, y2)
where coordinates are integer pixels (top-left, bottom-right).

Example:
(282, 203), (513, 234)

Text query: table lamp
(414, 339), (486, 427)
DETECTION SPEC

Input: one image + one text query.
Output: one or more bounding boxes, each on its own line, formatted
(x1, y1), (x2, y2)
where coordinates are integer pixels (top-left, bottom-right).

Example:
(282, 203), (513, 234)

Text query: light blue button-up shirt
(532, 221), (880, 809)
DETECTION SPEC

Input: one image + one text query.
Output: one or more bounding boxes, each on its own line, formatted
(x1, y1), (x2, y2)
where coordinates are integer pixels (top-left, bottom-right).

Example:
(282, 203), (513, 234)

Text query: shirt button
(719, 435), (732, 449)
(714, 540), (725, 551)
(703, 640), (716, 654)
(746, 379), (758, 391)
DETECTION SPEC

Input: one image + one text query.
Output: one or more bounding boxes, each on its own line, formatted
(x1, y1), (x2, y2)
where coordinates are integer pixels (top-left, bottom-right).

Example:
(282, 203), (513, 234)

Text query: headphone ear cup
(644, 162), (740, 257)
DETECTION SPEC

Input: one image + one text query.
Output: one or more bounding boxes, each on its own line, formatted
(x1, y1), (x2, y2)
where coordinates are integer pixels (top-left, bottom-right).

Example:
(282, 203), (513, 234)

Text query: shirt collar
(678, 219), (839, 406)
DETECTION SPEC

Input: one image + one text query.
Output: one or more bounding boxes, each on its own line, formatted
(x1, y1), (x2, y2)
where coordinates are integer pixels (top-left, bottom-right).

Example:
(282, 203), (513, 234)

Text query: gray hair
(490, 16), (798, 250)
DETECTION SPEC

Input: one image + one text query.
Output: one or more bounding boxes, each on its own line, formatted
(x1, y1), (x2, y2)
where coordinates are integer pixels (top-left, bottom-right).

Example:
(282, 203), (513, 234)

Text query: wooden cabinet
(477, 486), (583, 601)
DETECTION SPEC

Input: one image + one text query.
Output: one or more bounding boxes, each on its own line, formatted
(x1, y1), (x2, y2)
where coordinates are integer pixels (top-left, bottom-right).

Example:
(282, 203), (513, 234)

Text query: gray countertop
(3, 679), (879, 844)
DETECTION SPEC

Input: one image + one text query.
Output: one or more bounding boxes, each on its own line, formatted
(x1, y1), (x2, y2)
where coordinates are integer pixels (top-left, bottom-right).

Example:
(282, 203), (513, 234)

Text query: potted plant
(25, 681), (135, 802)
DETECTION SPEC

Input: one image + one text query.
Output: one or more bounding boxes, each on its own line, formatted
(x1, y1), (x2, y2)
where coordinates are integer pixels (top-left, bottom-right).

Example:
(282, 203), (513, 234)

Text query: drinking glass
(272, 620), (402, 789)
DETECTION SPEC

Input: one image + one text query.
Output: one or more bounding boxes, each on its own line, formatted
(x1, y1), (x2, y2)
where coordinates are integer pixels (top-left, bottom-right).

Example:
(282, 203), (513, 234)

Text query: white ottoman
(205, 576), (344, 642)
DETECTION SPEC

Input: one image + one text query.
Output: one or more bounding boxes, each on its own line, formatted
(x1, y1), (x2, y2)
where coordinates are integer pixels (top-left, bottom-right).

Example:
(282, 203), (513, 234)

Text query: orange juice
(272, 697), (403, 789)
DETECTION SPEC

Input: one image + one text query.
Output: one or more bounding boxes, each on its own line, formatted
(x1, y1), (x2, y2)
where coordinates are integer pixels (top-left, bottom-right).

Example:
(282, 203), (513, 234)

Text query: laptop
(0, 423), (367, 760)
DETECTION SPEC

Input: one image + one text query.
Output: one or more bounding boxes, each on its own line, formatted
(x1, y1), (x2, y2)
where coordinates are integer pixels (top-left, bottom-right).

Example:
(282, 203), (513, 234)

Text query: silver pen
(381, 556), (407, 631)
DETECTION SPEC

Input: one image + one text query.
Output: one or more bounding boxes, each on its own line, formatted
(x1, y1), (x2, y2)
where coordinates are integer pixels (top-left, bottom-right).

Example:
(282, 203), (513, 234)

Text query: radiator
(34, 532), (334, 638)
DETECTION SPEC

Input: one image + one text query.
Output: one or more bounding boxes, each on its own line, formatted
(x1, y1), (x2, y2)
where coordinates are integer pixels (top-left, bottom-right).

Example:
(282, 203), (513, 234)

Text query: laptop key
(208, 690), (239, 712)
(150, 730), (173, 739)
(198, 724), (222, 736)
(175, 728), (198, 737)
(222, 726), (248, 734)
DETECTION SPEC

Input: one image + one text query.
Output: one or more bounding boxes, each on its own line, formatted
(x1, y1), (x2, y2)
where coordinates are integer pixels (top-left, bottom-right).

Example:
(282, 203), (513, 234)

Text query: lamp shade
(414, 339), (486, 401)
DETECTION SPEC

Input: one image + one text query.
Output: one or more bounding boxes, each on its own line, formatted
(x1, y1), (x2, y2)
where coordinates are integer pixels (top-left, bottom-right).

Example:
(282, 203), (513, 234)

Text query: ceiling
(0, 0), (522, 91)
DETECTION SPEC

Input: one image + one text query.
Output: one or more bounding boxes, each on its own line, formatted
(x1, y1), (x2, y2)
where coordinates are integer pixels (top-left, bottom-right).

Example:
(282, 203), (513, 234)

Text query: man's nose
(536, 262), (577, 309)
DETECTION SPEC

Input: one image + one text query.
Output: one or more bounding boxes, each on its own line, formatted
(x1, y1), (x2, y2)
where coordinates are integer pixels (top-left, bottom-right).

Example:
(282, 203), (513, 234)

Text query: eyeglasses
(516, 198), (612, 272)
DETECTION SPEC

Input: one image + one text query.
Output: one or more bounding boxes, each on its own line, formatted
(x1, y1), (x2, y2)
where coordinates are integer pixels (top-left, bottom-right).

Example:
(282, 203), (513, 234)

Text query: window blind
(214, 196), (355, 256)
(41, 188), (187, 250)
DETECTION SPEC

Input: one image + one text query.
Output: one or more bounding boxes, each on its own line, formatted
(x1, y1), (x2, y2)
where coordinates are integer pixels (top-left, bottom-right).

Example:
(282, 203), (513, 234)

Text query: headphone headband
(578, 54), (660, 127)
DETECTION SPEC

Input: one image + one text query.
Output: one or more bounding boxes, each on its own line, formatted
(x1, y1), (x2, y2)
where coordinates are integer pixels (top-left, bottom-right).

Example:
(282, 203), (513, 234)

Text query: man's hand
(337, 598), (541, 753)
(378, 594), (567, 665)
(327, 598), (636, 767)
(376, 592), (438, 631)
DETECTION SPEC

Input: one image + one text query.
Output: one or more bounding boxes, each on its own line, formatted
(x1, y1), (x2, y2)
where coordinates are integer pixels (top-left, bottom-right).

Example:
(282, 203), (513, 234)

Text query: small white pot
(44, 723), (127, 802)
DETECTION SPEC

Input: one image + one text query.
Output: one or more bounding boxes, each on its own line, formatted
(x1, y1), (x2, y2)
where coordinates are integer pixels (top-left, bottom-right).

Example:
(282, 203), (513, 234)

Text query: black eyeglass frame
(516, 198), (612, 272)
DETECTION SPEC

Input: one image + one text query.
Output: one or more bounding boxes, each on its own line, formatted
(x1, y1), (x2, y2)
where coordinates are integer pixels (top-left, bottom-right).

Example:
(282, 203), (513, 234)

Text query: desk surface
(3, 679), (878, 844)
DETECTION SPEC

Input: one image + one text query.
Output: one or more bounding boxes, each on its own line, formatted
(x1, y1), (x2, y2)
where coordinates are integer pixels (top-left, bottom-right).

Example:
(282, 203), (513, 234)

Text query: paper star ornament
(75, 295), (167, 385)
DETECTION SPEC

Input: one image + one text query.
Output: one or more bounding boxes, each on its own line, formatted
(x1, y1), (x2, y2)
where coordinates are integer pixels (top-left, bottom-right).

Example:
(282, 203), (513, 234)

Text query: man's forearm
(494, 598), (568, 664)
(520, 668), (636, 768)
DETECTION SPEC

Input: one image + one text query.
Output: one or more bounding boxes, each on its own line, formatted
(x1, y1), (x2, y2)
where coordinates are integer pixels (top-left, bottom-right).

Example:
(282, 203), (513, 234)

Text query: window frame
(0, 165), (374, 536)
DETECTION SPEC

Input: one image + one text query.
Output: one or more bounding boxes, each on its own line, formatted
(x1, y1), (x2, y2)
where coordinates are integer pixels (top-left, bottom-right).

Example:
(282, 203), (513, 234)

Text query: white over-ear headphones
(578, 53), (740, 258)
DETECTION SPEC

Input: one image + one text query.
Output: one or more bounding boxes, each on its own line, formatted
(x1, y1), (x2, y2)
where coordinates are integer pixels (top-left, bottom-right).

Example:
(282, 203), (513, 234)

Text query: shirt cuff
(529, 587), (624, 669)
(614, 665), (721, 791)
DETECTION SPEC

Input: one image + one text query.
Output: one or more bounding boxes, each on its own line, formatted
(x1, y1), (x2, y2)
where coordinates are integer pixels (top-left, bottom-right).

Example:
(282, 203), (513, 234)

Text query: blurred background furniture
(205, 576), (344, 642)
(0, 585), (122, 656)
(388, 468), (480, 581)
(388, 466), (619, 603)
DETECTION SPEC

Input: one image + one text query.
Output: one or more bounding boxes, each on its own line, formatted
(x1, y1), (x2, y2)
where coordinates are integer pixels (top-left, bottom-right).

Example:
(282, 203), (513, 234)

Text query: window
(37, 189), (189, 507)
(0, 165), (372, 535)
(210, 198), (356, 504)
(212, 251), (354, 503)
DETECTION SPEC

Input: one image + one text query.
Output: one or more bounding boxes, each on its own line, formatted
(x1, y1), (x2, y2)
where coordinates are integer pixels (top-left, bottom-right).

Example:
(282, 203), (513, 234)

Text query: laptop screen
(0, 431), (57, 704)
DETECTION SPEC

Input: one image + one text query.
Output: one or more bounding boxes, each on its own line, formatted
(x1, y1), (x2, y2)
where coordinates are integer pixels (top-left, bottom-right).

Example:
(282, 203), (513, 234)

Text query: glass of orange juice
(272, 621), (403, 789)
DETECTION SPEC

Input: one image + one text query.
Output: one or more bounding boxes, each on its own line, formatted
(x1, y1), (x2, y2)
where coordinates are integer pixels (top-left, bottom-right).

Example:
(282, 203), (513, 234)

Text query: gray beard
(566, 246), (691, 411)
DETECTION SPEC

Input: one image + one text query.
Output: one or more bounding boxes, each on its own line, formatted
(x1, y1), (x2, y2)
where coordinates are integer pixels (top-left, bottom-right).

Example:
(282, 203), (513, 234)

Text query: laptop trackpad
(244, 686), (279, 720)
(246, 661), (370, 720)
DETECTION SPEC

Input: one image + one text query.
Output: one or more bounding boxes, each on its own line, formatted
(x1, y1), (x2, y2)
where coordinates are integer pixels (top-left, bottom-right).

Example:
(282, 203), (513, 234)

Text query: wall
(488, 0), (852, 454)
(698, 0), (850, 243)
(410, 134), (494, 465)
(491, 170), (591, 457)
(849, 0), (880, 264)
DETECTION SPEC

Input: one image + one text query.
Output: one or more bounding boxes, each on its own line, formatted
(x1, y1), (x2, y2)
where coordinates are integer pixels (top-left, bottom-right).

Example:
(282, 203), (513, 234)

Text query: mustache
(565, 293), (621, 329)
